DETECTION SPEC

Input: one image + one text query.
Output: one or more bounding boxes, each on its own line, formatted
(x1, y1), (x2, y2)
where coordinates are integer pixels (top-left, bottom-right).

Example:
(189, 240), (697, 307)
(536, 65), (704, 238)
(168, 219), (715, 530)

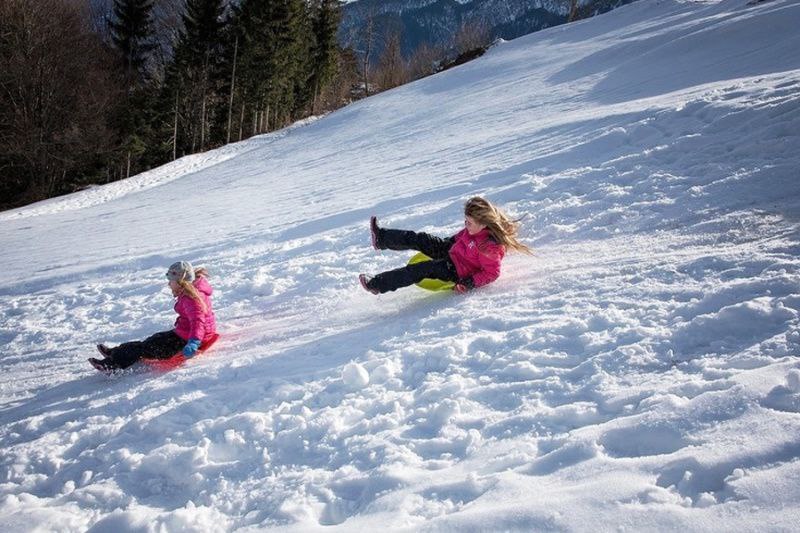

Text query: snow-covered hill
(2, 0), (800, 530)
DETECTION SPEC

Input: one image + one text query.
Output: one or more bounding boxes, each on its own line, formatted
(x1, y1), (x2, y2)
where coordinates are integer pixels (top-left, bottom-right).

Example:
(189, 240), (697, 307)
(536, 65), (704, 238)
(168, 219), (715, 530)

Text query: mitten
(183, 338), (202, 357)
(454, 277), (475, 294)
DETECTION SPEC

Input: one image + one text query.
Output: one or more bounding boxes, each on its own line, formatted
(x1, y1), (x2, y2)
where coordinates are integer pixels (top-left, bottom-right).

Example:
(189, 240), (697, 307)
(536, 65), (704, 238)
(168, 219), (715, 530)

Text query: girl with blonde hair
(360, 196), (530, 294)
(89, 261), (217, 372)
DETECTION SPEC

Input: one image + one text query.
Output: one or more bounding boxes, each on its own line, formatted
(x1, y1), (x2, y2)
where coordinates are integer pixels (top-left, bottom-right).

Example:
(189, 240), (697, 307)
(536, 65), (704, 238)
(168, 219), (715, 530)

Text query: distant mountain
(339, 0), (631, 58)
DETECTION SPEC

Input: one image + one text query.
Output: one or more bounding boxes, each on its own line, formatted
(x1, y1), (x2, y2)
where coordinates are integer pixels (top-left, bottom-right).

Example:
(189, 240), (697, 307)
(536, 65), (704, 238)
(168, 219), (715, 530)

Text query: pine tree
(108, 0), (158, 179)
(234, 0), (273, 134)
(109, 0), (156, 83)
(309, 0), (342, 113)
(286, 0), (314, 119)
(233, 0), (313, 134)
(165, 0), (227, 155)
(179, 0), (227, 64)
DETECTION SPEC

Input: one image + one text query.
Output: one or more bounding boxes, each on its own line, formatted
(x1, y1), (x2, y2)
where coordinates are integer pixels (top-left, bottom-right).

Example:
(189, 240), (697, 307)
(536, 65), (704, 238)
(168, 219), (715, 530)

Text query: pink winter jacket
(448, 228), (506, 288)
(173, 276), (217, 342)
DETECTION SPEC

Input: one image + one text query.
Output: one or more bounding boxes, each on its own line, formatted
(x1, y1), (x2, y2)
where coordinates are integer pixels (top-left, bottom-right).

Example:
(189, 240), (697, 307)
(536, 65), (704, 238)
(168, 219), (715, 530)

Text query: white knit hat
(166, 261), (195, 282)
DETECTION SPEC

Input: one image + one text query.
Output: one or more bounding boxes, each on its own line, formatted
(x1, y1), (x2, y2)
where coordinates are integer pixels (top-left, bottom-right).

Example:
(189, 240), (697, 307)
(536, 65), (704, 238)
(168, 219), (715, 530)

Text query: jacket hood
(193, 276), (213, 296)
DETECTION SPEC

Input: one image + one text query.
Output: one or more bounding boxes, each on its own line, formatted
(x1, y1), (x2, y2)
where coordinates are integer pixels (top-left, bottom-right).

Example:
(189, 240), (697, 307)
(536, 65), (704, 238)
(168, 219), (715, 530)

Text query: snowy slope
(2, 0), (800, 530)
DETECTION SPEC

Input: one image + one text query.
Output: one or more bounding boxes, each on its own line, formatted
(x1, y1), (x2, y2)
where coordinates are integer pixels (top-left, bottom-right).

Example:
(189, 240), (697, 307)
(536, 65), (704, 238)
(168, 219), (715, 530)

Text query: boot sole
(359, 274), (380, 294)
(88, 358), (115, 374)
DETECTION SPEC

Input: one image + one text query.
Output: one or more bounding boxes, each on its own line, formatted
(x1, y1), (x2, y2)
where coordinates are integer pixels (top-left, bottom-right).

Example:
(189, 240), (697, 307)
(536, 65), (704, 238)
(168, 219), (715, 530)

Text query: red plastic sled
(142, 333), (220, 371)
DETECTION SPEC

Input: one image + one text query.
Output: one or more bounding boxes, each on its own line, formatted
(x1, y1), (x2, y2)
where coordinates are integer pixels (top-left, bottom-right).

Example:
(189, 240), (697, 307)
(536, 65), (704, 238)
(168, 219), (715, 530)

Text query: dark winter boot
(89, 357), (119, 373)
(96, 344), (112, 357)
(359, 274), (380, 294)
(370, 216), (383, 250)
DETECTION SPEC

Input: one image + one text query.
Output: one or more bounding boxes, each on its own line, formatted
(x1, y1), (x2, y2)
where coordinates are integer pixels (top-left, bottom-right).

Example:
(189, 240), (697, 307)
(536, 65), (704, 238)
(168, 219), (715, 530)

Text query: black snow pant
(106, 330), (186, 369)
(369, 228), (460, 293)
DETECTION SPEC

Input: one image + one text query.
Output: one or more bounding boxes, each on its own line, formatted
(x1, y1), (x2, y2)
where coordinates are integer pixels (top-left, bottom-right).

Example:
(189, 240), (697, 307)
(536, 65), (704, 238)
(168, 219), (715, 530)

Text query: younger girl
(89, 261), (217, 371)
(359, 196), (531, 295)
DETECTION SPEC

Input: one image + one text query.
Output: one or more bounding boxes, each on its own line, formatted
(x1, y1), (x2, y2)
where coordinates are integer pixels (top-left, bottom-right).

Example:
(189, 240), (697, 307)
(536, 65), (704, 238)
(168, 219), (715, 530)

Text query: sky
(1, 0), (799, 530)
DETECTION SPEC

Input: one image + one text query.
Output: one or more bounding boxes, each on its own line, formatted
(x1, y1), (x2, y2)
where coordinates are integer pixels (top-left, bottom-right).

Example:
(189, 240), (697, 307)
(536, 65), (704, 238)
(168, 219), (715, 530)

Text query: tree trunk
(238, 102), (245, 141)
(363, 13), (374, 97)
(172, 90), (179, 161)
(569, 0), (579, 22)
(312, 80), (319, 114)
(200, 96), (207, 150)
(226, 36), (238, 144)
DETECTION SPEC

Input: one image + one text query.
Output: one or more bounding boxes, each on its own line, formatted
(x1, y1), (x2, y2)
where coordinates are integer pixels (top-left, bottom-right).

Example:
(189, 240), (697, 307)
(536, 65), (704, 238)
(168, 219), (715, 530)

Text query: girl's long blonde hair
(464, 197), (532, 254)
(174, 267), (209, 313)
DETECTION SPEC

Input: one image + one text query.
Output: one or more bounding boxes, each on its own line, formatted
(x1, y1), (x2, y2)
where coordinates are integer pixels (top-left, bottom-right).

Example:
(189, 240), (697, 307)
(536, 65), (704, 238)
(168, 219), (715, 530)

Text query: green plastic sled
(408, 252), (456, 292)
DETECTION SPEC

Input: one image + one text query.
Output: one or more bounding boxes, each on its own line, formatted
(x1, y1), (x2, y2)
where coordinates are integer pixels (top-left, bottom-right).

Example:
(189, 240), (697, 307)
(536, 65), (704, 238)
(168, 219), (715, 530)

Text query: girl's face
(168, 279), (181, 296)
(465, 215), (487, 235)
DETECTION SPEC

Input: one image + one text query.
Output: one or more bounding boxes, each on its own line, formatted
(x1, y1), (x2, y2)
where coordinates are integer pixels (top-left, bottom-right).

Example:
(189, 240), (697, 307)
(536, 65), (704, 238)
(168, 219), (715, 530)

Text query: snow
(2, 0), (800, 530)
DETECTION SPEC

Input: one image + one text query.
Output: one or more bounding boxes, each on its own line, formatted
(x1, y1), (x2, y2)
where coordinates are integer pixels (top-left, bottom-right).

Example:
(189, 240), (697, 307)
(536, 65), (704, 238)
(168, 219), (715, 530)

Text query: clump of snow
(787, 369), (800, 392)
(342, 362), (370, 389)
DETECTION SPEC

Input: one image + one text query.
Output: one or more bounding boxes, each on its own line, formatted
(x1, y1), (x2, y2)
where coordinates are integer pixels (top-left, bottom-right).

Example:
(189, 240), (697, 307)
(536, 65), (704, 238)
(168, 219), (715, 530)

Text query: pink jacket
(173, 276), (217, 342)
(448, 228), (506, 288)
